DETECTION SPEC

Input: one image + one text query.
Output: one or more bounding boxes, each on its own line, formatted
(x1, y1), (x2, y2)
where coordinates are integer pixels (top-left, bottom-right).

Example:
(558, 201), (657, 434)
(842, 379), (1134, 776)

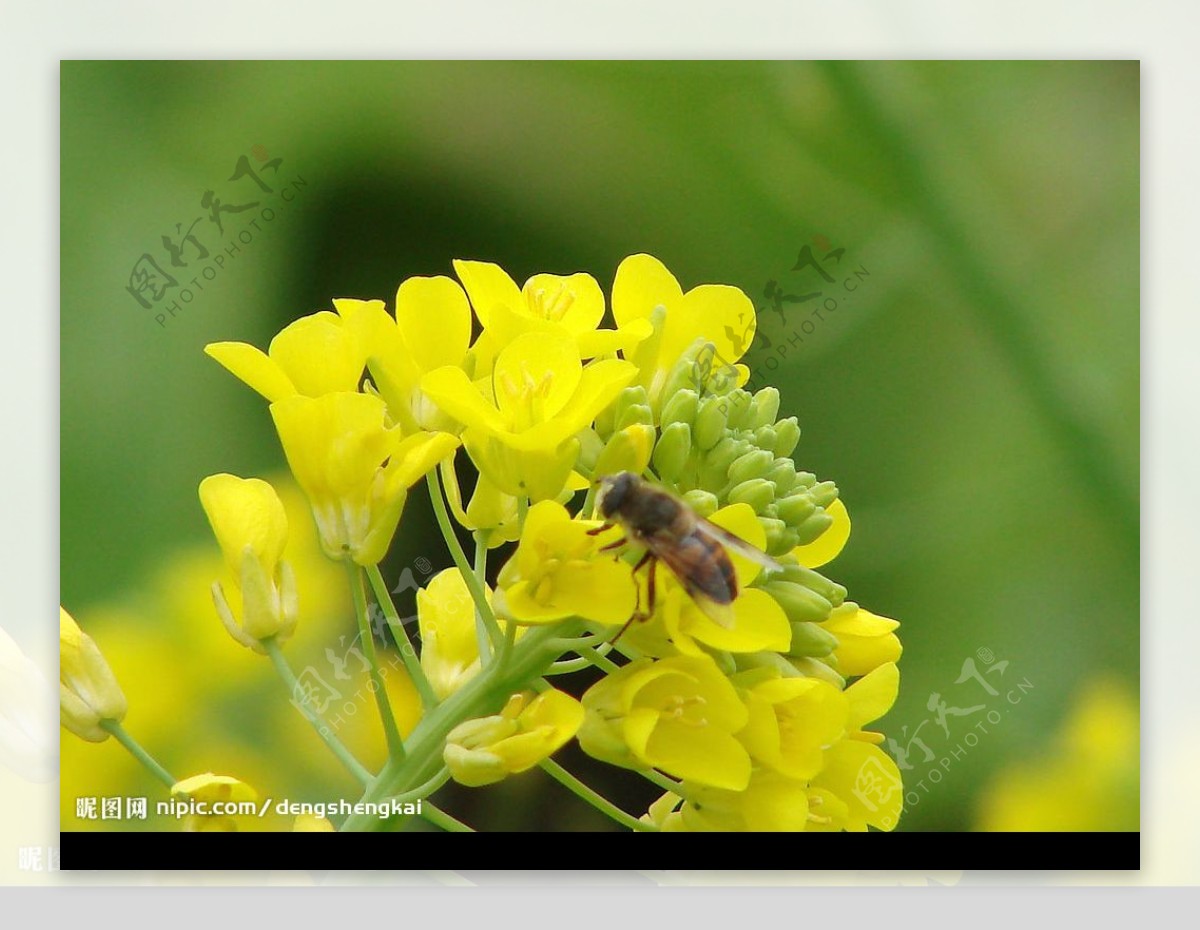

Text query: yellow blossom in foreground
(444, 690), (584, 787)
(493, 500), (636, 625)
(271, 392), (459, 565)
(198, 474), (298, 652)
(611, 253), (755, 407)
(976, 679), (1138, 832)
(205, 304), (378, 402)
(738, 673), (849, 780)
(172, 772), (258, 833)
(421, 330), (636, 500)
(59, 607), (127, 743)
(578, 653), (752, 790)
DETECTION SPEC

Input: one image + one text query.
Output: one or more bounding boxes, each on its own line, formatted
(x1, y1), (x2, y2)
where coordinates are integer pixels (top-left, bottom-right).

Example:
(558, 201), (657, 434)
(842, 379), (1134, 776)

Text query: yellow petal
(611, 254), (683, 327)
(522, 273), (605, 334)
(845, 662), (900, 731)
(454, 259), (523, 328)
(198, 474), (288, 581)
(793, 498), (851, 569)
(395, 276), (472, 373)
(421, 366), (506, 435)
(492, 331), (583, 425)
(268, 312), (364, 397)
(205, 342), (297, 403)
(644, 718), (752, 791)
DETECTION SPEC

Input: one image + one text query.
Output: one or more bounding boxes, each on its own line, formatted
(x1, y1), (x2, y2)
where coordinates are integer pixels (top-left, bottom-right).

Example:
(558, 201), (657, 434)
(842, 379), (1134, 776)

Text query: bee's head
(595, 471), (636, 519)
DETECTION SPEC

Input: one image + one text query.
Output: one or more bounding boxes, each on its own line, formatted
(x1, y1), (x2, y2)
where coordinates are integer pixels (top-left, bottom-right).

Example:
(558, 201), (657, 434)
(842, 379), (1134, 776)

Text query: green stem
(641, 768), (689, 799)
(395, 766), (451, 803)
(516, 494), (529, 527)
(539, 758), (656, 832)
(365, 564), (439, 711)
(473, 532), (493, 667)
(100, 720), (176, 790)
(262, 637), (373, 785)
(341, 620), (583, 831)
(580, 645), (621, 675)
(426, 470), (502, 649)
(420, 802), (473, 832)
(348, 563), (404, 759)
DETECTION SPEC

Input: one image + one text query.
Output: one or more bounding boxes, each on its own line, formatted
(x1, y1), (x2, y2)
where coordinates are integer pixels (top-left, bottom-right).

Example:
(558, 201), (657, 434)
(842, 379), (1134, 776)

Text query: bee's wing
(693, 519), (784, 573)
(645, 529), (738, 629)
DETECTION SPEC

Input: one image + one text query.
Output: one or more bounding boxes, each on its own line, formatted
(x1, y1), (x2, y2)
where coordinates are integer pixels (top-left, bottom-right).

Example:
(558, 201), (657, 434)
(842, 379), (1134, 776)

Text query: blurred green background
(60, 61), (1138, 832)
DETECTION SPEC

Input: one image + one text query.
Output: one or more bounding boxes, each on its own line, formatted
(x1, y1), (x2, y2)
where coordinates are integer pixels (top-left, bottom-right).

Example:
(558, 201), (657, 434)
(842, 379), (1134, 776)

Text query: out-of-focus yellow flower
(453, 260), (652, 368)
(59, 607), (127, 743)
(293, 814), (335, 831)
(792, 499), (851, 569)
(271, 392), (459, 565)
(976, 679), (1139, 832)
(198, 474), (298, 653)
(578, 653), (751, 791)
(421, 330), (636, 500)
(418, 568), (492, 700)
(493, 500), (637, 625)
(816, 604), (902, 678)
(205, 305), (378, 402)
(172, 772), (258, 832)
(444, 690), (584, 787)
(611, 253), (755, 407)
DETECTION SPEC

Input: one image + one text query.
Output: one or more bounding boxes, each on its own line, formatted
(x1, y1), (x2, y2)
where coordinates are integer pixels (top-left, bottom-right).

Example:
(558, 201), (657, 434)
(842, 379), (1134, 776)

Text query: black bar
(61, 830), (1140, 872)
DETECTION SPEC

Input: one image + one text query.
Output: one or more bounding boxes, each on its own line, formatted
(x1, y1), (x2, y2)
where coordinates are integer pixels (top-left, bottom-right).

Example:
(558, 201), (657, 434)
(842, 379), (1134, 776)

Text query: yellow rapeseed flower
(270, 392), (459, 565)
(59, 607), (127, 743)
(421, 330), (636, 500)
(336, 278), (474, 433)
(493, 500), (637, 625)
(198, 474), (298, 652)
(444, 690), (584, 787)
(453, 259), (652, 368)
(611, 253), (755, 408)
(418, 568), (492, 700)
(578, 653), (752, 791)
(205, 304), (377, 402)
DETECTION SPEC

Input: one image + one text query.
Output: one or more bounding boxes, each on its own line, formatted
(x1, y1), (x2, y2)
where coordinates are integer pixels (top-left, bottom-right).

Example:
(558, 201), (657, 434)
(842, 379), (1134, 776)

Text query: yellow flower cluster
(62, 252), (904, 834)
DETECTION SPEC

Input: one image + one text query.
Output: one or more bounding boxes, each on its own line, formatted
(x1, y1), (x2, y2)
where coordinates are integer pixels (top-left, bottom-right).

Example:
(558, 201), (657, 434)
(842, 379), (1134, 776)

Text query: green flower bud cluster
(653, 356), (841, 557)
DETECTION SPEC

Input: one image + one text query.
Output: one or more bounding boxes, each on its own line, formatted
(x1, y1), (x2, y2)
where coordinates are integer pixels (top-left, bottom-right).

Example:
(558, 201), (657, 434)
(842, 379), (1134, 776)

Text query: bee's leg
(612, 553), (656, 645)
(598, 535), (628, 553)
(586, 522), (616, 537)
